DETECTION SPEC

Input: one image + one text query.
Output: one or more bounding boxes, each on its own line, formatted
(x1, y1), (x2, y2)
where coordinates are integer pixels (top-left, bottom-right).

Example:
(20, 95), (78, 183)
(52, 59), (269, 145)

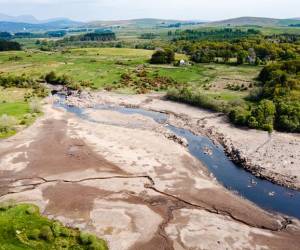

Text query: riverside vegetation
(167, 60), (300, 133)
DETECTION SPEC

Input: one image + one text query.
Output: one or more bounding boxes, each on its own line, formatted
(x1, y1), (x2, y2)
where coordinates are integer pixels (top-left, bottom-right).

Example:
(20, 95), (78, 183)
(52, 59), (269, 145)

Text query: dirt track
(0, 100), (300, 250)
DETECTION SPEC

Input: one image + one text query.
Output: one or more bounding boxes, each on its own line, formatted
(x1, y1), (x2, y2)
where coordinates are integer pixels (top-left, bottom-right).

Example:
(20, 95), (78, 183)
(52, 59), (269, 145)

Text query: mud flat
(0, 98), (300, 249)
(65, 91), (300, 191)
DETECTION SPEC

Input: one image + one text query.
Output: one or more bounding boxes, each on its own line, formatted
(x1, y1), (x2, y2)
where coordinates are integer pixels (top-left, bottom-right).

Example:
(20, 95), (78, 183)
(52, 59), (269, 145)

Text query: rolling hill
(0, 19), (82, 32)
(208, 17), (300, 27)
(0, 13), (38, 23)
(86, 18), (204, 28)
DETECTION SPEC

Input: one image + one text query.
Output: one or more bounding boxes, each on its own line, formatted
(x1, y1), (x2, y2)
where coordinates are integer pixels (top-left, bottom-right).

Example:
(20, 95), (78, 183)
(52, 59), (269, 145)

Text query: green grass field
(0, 48), (261, 126)
(0, 47), (259, 92)
(0, 203), (108, 250)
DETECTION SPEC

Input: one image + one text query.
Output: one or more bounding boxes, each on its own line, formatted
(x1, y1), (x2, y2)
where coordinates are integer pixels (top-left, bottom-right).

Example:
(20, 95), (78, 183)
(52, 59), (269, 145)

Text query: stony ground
(66, 91), (300, 190)
(0, 97), (300, 250)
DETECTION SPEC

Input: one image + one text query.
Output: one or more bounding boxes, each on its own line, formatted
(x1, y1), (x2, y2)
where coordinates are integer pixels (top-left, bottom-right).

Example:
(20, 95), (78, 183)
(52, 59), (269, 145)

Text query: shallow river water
(55, 97), (300, 219)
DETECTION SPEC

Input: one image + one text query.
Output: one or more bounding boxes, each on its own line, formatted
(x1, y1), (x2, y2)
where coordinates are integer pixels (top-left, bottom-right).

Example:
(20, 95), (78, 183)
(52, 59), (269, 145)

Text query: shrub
(88, 240), (108, 250)
(27, 229), (40, 240)
(0, 114), (17, 133)
(250, 100), (276, 131)
(248, 116), (259, 128)
(45, 71), (86, 90)
(80, 232), (93, 245)
(276, 100), (300, 132)
(26, 206), (38, 215)
(246, 87), (263, 102)
(39, 225), (54, 242)
(45, 72), (72, 86)
(150, 48), (175, 64)
(80, 232), (108, 250)
(29, 98), (42, 113)
(228, 107), (251, 126)
(51, 222), (62, 237)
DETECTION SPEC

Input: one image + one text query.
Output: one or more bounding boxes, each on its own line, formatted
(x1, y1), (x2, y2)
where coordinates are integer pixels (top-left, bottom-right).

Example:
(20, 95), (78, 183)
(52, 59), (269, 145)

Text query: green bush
(39, 225), (54, 242)
(27, 229), (40, 240)
(250, 100), (276, 131)
(150, 48), (175, 64)
(45, 71), (73, 86)
(45, 71), (91, 90)
(80, 232), (108, 250)
(276, 100), (300, 132)
(229, 107), (251, 126)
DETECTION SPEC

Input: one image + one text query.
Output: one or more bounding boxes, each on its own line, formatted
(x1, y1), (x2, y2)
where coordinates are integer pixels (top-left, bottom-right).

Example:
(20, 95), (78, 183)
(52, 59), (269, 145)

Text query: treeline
(135, 28), (300, 66)
(229, 60), (300, 132)
(289, 24), (300, 27)
(65, 31), (116, 42)
(0, 30), (67, 40)
(0, 40), (21, 51)
(167, 60), (300, 133)
(264, 33), (300, 43)
(139, 33), (158, 39)
(173, 37), (299, 65)
(169, 28), (261, 41)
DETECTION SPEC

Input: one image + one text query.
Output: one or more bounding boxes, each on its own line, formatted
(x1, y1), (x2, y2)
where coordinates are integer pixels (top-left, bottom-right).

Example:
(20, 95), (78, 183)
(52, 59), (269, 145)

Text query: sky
(0, 0), (299, 22)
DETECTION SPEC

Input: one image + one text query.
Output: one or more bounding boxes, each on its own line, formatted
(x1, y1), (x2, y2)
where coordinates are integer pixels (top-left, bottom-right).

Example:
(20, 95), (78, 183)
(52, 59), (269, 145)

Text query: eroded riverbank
(0, 95), (300, 249)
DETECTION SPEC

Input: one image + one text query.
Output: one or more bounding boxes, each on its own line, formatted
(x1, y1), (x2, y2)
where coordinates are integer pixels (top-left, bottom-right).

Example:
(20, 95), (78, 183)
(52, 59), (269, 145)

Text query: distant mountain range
(208, 16), (300, 27)
(0, 13), (82, 32)
(0, 13), (82, 25)
(1, 14), (300, 33)
(0, 13), (38, 23)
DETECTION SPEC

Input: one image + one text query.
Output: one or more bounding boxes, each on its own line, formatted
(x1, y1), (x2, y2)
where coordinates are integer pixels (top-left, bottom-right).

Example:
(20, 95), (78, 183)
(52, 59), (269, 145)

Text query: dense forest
(169, 28), (261, 41)
(66, 31), (116, 42)
(173, 37), (299, 65)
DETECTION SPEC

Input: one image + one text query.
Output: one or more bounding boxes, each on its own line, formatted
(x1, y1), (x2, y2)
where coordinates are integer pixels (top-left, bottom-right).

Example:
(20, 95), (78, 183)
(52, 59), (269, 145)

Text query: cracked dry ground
(0, 105), (300, 250)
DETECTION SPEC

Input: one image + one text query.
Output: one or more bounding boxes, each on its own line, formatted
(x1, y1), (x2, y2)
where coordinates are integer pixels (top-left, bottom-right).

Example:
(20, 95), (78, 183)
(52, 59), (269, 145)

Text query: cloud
(0, 0), (299, 21)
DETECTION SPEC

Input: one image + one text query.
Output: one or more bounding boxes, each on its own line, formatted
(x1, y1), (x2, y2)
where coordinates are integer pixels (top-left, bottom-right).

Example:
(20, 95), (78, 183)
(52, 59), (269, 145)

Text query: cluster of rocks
(222, 140), (298, 190)
(164, 132), (188, 147)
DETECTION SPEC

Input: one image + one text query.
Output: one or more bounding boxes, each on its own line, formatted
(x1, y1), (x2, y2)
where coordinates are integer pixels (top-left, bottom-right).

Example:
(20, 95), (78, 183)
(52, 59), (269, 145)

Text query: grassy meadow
(0, 47), (260, 92)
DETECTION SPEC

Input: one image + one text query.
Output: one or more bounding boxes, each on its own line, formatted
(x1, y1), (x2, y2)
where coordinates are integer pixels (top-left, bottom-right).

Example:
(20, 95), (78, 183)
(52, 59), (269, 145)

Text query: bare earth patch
(0, 99), (300, 249)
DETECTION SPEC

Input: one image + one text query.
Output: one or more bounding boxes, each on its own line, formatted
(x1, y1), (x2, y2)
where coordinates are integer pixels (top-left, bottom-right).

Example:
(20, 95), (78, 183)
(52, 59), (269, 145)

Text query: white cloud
(0, 0), (299, 21)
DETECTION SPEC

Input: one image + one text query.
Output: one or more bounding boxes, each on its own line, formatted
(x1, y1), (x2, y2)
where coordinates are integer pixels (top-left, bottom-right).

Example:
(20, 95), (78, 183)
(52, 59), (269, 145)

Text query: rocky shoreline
(61, 90), (300, 191)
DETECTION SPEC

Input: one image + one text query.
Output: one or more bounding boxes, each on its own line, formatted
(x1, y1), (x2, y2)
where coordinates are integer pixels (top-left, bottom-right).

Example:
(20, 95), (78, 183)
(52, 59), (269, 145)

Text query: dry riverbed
(0, 94), (300, 249)
(65, 91), (300, 191)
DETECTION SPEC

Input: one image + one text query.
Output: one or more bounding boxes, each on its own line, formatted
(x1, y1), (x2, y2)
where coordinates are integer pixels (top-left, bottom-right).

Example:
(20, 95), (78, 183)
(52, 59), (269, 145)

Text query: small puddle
(55, 96), (300, 219)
